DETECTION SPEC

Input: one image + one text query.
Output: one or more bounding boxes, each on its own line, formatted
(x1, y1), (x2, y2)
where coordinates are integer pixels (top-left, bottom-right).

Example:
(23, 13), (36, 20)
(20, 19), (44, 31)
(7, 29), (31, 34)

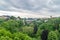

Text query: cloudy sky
(0, 0), (60, 18)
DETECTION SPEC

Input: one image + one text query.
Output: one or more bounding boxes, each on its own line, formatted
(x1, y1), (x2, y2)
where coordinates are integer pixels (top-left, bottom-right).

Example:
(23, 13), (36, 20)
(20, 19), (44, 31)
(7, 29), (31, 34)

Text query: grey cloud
(9, 0), (48, 11)
(0, 0), (60, 16)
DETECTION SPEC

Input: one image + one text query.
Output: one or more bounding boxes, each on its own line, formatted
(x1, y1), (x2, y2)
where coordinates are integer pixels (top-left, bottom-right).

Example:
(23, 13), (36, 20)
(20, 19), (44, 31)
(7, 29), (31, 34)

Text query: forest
(0, 16), (60, 40)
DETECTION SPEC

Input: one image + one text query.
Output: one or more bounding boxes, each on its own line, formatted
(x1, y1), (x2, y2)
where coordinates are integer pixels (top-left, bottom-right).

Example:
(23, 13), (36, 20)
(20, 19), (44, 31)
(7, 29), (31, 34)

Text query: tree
(41, 29), (49, 40)
(10, 16), (16, 20)
(0, 36), (12, 40)
(0, 20), (19, 33)
(17, 16), (21, 20)
(13, 32), (32, 40)
(48, 31), (58, 40)
(22, 26), (33, 37)
(33, 22), (38, 34)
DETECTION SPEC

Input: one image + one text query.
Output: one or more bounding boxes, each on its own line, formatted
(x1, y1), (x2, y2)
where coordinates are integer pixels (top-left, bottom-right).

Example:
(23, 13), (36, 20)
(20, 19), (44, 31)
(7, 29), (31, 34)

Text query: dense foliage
(0, 16), (60, 40)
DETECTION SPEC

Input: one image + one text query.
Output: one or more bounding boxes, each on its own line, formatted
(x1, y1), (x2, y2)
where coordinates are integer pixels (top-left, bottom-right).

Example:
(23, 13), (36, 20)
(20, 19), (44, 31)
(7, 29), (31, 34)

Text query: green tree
(0, 36), (12, 40)
(48, 31), (58, 40)
(13, 32), (32, 40)
(0, 20), (19, 33)
(10, 16), (16, 20)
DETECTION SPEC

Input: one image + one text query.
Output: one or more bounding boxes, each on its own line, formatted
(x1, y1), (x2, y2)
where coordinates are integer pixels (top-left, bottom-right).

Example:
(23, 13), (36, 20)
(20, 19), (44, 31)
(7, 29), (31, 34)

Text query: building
(0, 15), (10, 19)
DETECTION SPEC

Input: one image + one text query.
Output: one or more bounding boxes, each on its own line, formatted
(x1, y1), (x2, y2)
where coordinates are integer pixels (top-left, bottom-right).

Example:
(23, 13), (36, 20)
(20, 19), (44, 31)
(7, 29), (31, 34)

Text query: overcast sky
(0, 0), (60, 18)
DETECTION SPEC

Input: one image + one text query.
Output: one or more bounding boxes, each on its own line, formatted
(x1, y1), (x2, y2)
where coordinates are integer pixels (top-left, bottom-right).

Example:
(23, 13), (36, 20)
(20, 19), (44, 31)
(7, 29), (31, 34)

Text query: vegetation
(0, 16), (60, 40)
